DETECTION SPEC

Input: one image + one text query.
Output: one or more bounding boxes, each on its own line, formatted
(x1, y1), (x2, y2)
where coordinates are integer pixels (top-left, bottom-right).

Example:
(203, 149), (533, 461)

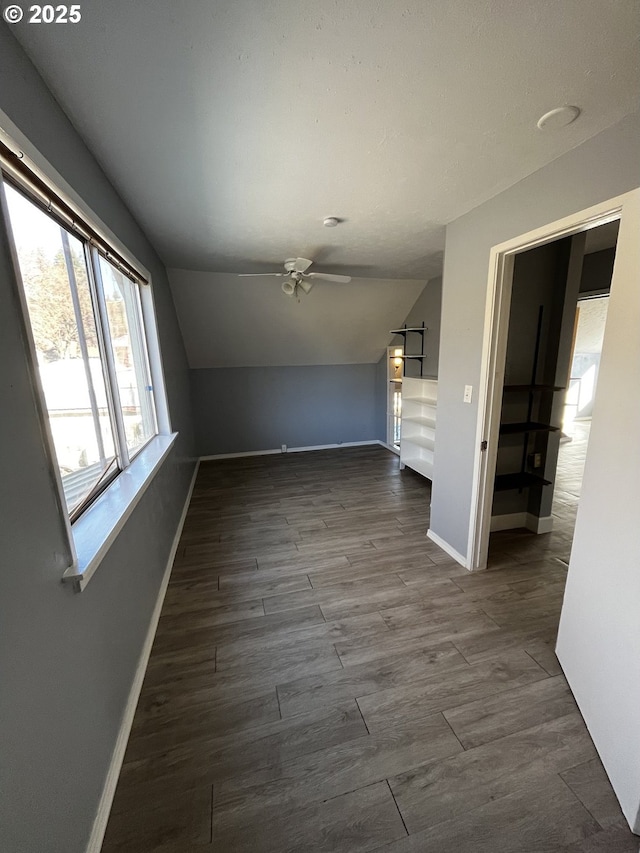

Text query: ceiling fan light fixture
(242, 258), (351, 295)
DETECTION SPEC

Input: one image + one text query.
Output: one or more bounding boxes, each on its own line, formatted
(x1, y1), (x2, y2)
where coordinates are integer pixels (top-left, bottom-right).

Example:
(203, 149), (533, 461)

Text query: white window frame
(0, 131), (175, 592)
(386, 345), (403, 452)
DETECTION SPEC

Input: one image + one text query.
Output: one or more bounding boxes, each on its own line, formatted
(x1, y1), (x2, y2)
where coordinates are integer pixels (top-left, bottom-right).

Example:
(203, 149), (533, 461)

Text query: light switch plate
(464, 385), (473, 403)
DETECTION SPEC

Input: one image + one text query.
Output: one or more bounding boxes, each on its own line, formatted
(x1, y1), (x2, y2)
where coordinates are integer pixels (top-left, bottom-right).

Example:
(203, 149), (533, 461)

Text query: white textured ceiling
(7, 0), (640, 366)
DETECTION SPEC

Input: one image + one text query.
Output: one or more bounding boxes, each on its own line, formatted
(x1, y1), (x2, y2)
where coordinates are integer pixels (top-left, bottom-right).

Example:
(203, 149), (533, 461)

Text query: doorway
(468, 197), (627, 572)
(486, 222), (617, 559)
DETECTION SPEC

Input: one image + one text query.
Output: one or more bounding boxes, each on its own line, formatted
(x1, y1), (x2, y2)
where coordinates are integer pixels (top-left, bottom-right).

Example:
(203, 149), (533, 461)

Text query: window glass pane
(4, 183), (118, 514)
(393, 389), (402, 445)
(99, 256), (156, 454)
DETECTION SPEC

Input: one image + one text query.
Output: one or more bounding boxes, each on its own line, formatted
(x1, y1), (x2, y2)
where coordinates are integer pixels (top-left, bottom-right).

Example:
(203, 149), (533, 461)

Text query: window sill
(63, 433), (178, 591)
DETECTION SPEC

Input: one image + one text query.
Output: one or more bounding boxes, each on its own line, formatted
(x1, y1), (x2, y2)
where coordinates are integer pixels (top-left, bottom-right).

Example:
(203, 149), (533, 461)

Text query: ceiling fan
(239, 258), (351, 297)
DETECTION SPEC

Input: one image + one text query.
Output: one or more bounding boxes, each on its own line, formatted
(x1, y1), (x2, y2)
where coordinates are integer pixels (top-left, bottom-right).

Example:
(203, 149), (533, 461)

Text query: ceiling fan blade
(285, 257), (313, 274)
(305, 272), (352, 283)
(238, 273), (285, 277)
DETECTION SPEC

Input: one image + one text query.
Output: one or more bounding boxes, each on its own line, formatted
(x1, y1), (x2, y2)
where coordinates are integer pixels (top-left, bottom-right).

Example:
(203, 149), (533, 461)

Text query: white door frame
(466, 193), (631, 571)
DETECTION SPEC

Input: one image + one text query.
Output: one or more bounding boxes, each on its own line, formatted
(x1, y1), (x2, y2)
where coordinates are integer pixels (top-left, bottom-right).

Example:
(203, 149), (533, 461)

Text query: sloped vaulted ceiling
(168, 271), (427, 368)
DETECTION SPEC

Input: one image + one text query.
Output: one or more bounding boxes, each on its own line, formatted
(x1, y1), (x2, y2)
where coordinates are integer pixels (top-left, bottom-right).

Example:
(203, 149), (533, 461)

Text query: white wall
(556, 188), (640, 832)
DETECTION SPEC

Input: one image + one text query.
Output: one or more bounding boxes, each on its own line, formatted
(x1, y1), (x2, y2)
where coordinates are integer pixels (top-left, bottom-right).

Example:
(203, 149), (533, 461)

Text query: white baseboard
(490, 512), (554, 534)
(533, 514), (554, 534)
(85, 459), (200, 853)
(377, 440), (400, 455)
(200, 440), (384, 461)
(491, 512), (529, 532)
(426, 528), (468, 569)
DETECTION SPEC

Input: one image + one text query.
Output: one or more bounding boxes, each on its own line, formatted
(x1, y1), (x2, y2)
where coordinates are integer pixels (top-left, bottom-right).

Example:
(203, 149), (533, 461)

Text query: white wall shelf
(400, 376), (438, 481)
(404, 415), (436, 429)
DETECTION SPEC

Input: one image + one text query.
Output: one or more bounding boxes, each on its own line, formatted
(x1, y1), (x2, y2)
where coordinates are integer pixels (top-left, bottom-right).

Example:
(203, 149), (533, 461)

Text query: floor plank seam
(385, 779), (410, 837)
(354, 698), (371, 735)
(478, 608), (503, 629)
(530, 655), (560, 679)
(439, 710), (468, 751)
(555, 770), (605, 828)
(448, 639), (472, 665)
(521, 647), (555, 677)
(275, 685), (282, 720)
(319, 779), (383, 806)
(376, 610), (393, 633)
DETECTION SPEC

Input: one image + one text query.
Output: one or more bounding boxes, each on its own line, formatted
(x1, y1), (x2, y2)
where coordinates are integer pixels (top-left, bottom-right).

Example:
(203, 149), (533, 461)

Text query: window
(2, 180), (158, 520)
(387, 346), (403, 449)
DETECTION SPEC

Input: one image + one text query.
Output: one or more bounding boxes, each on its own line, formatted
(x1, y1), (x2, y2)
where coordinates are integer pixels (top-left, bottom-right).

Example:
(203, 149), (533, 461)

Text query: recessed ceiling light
(323, 217), (341, 227)
(537, 105), (581, 130)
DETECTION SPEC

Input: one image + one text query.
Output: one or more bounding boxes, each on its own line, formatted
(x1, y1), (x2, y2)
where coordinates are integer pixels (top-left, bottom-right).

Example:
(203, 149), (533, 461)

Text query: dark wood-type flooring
(102, 424), (638, 852)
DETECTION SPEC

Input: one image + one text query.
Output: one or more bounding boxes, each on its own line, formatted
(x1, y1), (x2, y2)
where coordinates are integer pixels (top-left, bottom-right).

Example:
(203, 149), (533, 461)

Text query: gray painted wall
(391, 276), (442, 379)
(431, 111), (640, 557)
(192, 363), (380, 456)
(0, 26), (195, 853)
(188, 277), (442, 459)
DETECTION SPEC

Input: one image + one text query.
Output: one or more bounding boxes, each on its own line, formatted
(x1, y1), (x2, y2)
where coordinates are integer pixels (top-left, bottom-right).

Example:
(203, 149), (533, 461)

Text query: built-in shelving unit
(495, 306), (564, 493)
(400, 376), (437, 481)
